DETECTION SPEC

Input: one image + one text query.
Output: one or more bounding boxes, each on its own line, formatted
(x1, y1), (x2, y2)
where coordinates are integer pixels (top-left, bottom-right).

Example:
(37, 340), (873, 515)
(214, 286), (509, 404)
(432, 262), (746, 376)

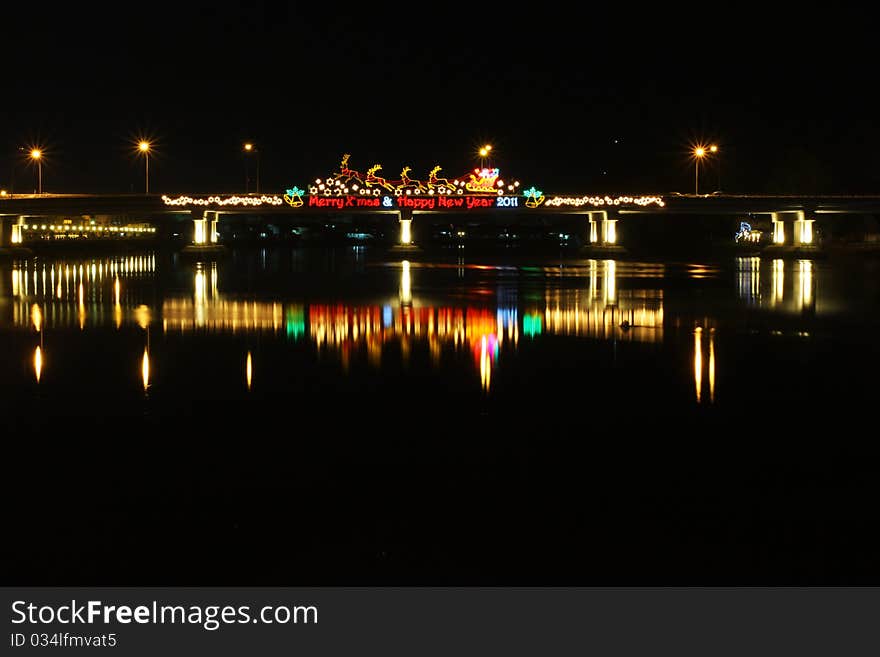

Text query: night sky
(3, 3), (877, 196)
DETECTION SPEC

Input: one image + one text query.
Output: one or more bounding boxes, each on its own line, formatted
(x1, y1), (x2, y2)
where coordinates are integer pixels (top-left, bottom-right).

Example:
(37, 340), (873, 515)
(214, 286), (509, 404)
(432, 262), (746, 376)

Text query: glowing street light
(138, 141), (151, 194)
(479, 144), (492, 169)
(30, 149), (42, 194)
(243, 142), (260, 193)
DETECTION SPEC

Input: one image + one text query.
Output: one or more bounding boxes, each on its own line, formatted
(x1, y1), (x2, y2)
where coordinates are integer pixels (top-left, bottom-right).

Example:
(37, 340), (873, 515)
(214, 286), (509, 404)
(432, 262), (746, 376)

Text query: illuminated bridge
(3, 154), (880, 250)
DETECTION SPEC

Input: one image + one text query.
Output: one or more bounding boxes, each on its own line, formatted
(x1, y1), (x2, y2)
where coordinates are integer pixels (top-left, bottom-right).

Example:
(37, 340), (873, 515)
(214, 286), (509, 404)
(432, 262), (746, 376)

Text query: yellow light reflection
(588, 259), (598, 300)
(479, 335), (491, 391)
(772, 259), (784, 306)
(694, 327), (702, 403)
(400, 260), (412, 305)
(798, 260), (813, 310)
(114, 277), (122, 328)
(78, 282), (86, 330)
(134, 305), (151, 330)
(708, 328), (715, 404)
(603, 259), (616, 304)
(34, 346), (42, 383)
(246, 351), (253, 390)
(31, 303), (42, 332)
(142, 348), (150, 391)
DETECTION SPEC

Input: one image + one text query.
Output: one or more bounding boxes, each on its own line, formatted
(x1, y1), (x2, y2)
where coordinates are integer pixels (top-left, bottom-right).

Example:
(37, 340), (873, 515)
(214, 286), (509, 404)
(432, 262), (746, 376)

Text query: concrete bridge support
(191, 210), (219, 245)
(181, 210), (225, 255)
(398, 208), (413, 246)
(770, 210), (815, 246)
(586, 211), (619, 245)
(192, 210), (220, 245)
(0, 216), (31, 254)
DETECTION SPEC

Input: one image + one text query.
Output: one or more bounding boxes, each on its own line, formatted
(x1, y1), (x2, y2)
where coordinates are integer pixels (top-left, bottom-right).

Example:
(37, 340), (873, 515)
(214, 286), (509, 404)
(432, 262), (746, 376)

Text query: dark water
(2, 247), (879, 584)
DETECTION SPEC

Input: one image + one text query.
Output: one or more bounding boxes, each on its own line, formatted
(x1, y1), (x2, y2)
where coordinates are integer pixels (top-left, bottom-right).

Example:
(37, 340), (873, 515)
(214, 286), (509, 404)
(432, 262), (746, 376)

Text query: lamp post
(710, 144), (720, 191)
(30, 149), (42, 194)
(693, 146), (706, 196)
(138, 141), (151, 194)
(479, 144), (492, 169)
(244, 143), (260, 193)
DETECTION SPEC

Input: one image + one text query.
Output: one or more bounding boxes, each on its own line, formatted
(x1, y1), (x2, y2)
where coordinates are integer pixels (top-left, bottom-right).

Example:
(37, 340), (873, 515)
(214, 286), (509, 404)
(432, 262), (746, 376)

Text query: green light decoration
(523, 313), (543, 337)
(284, 186), (305, 207)
(286, 307), (305, 339)
(523, 186), (545, 208)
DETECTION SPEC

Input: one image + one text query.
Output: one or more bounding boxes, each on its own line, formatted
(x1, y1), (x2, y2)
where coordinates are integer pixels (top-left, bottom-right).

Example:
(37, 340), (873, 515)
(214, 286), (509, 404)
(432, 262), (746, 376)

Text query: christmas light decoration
(162, 195), (283, 207)
(523, 187), (545, 208)
(311, 155), (520, 197)
(735, 221), (762, 243)
(465, 167), (501, 193)
(542, 195), (665, 208)
(284, 187), (305, 207)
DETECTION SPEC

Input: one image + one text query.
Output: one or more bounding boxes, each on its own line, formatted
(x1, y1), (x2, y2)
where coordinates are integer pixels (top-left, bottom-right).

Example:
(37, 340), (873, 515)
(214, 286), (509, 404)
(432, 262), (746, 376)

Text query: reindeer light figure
(365, 164), (395, 191)
(427, 165), (455, 193)
(399, 166), (426, 192)
(334, 153), (363, 184)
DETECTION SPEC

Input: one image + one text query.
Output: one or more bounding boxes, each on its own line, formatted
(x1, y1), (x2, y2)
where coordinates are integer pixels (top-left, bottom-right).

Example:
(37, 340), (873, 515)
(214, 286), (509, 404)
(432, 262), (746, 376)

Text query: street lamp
(693, 146), (706, 196)
(479, 144), (492, 169)
(138, 141), (151, 194)
(30, 149), (42, 195)
(709, 144), (721, 191)
(243, 143), (260, 193)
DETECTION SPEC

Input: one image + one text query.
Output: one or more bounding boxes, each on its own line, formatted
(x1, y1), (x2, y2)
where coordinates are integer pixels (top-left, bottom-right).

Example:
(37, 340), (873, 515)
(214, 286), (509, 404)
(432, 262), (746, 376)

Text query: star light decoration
(307, 154), (522, 198)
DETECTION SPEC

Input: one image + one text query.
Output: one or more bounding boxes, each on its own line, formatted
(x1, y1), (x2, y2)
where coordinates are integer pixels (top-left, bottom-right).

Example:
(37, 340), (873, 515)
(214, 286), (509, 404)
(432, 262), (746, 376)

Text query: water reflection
(8, 255), (157, 330)
(1, 252), (842, 402)
(142, 348), (150, 392)
(34, 346), (43, 384)
(798, 259), (814, 312)
(734, 256), (816, 314)
(693, 326), (716, 404)
(772, 259), (784, 306)
(736, 256), (761, 305)
(399, 260), (412, 305)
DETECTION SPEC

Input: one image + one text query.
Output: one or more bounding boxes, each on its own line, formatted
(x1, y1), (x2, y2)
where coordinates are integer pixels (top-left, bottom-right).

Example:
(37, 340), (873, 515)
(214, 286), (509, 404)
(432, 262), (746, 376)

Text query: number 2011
(496, 197), (518, 207)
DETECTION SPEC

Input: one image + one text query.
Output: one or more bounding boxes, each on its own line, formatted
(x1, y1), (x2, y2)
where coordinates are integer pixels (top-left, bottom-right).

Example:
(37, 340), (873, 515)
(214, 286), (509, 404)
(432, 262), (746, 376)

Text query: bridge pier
(181, 210), (225, 255)
(769, 210), (816, 247)
(391, 208), (419, 252)
(586, 211), (620, 247)
(399, 208), (413, 246)
(0, 216), (33, 255)
(192, 210), (220, 245)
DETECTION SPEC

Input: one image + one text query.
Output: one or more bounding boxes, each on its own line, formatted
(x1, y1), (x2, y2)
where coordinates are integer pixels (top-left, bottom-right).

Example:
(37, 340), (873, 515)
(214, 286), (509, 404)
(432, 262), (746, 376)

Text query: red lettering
(466, 196), (493, 209)
(397, 197), (435, 210)
(438, 196), (464, 208)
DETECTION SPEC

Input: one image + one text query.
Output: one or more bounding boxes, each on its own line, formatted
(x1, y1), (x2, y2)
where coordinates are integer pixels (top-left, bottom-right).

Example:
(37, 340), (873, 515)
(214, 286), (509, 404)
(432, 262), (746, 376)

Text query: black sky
(3, 2), (878, 195)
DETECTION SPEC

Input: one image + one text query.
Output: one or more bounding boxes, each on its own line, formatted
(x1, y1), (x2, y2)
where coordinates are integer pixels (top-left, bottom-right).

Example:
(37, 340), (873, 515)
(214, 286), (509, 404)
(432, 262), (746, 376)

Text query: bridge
(3, 154), (880, 251)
